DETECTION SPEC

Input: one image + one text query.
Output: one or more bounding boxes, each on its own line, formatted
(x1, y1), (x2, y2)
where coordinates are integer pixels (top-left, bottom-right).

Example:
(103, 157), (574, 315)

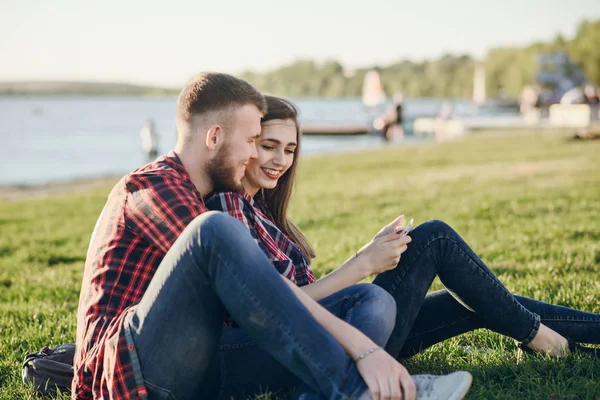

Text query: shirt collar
(162, 150), (204, 199)
(241, 189), (254, 204)
(164, 150), (189, 177)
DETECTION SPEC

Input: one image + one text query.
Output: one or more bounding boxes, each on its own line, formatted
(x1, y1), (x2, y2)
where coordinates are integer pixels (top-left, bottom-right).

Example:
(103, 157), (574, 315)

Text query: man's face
(206, 104), (261, 193)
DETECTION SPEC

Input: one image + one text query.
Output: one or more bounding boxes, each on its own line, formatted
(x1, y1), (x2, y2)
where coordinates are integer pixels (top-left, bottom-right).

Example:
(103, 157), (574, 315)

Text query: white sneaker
(413, 371), (473, 400)
(356, 371), (472, 400)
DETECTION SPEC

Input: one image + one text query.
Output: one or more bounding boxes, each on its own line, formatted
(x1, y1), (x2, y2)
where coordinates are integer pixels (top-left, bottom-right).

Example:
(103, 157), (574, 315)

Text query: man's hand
(355, 348), (416, 400)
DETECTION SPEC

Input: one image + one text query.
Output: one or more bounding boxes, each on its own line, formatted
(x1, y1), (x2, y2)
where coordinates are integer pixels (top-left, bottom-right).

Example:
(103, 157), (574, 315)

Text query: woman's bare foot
(525, 323), (570, 357)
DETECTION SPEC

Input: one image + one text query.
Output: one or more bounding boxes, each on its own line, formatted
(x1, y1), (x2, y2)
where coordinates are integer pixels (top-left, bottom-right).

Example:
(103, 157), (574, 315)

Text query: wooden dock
(301, 122), (370, 136)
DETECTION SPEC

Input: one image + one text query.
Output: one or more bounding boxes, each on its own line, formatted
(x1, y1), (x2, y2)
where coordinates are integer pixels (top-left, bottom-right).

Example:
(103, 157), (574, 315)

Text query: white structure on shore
(472, 61), (486, 105)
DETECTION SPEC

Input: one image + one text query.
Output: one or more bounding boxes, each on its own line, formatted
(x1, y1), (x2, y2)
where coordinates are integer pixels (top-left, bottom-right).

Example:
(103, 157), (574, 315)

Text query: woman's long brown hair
(256, 95), (316, 263)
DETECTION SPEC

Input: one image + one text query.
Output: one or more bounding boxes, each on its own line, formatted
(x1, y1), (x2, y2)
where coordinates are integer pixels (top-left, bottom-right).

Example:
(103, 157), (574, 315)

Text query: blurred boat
(362, 70), (387, 109)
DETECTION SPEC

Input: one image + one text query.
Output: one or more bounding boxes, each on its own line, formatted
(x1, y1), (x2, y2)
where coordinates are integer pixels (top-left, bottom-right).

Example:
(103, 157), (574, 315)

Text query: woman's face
(242, 118), (297, 195)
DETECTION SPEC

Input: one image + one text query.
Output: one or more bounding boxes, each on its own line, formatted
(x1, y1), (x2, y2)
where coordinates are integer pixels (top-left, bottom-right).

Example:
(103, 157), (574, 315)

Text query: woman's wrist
(353, 249), (374, 278)
(353, 346), (382, 363)
(346, 335), (379, 361)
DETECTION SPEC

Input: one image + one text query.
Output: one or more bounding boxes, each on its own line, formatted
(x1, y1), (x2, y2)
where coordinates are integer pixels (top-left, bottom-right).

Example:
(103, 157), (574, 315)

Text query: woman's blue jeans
(125, 212), (396, 400)
(372, 220), (600, 359)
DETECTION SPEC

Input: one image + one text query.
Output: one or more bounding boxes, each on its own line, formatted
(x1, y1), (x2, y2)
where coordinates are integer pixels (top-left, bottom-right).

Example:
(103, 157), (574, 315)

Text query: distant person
(387, 92), (405, 141)
(572, 85), (600, 135)
(393, 93), (404, 125)
(583, 85), (599, 105)
(434, 101), (456, 141)
(437, 101), (454, 120)
(596, 86), (600, 119)
(520, 85), (540, 113)
(373, 93), (405, 142)
(140, 119), (159, 158)
(208, 95), (600, 381)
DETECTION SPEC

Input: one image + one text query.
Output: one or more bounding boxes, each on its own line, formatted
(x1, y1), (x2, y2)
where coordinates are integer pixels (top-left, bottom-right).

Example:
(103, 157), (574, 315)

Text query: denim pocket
(143, 379), (177, 400)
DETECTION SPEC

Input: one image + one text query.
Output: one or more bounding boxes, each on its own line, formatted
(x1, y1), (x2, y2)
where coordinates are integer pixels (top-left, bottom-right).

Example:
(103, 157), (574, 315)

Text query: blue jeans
(213, 284), (395, 400)
(372, 220), (600, 358)
(124, 212), (396, 400)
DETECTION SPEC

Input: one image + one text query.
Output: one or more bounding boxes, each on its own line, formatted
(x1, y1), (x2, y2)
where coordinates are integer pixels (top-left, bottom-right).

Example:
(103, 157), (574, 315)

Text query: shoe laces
(413, 374), (436, 399)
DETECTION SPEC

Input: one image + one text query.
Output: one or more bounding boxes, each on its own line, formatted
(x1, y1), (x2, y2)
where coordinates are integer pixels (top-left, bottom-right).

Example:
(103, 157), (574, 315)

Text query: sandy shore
(0, 175), (122, 200)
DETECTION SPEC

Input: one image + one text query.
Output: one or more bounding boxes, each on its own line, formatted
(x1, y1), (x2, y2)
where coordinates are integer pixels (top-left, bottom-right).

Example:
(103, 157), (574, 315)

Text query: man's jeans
(125, 212), (396, 400)
(372, 220), (600, 358)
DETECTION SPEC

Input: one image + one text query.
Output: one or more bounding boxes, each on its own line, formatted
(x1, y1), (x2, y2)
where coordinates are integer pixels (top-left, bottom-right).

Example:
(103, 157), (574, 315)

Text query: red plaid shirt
(206, 192), (315, 287)
(73, 151), (207, 399)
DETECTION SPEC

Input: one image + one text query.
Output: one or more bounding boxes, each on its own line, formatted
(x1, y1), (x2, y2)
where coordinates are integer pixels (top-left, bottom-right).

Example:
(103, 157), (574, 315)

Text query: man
(73, 72), (472, 400)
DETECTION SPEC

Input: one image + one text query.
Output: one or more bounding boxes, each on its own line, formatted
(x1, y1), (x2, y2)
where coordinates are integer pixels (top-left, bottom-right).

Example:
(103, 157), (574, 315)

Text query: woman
(206, 95), (599, 388)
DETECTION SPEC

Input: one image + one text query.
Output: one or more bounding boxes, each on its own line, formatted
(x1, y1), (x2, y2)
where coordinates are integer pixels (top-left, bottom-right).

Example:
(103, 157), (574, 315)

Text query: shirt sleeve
(124, 173), (207, 254)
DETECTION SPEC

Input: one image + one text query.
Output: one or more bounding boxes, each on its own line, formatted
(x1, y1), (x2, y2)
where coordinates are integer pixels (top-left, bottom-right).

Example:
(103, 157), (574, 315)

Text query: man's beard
(206, 143), (244, 194)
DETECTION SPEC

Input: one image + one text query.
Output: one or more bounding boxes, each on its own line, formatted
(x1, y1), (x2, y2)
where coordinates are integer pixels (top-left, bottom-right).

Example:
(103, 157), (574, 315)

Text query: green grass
(1, 131), (599, 399)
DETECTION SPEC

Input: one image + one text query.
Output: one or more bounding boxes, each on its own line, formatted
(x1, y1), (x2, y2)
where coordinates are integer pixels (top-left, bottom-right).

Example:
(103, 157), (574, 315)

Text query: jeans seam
(433, 234), (497, 282)
(343, 296), (374, 324)
(445, 237), (542, 342)
(541, 317), (600, 322)
(220, 341), (256, 350)
(319, 293), (361, 310)
(389, 232), (540, 343)
(406, 315), (476, 339)
(449, 239), (542, 343)
(345, 301), (355, 325)
(217, 351), (226, 400)
(386, 233), (452, 295)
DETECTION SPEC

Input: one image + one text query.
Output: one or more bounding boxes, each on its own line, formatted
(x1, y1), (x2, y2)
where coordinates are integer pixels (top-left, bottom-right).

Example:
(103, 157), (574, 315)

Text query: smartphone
(395, 218), (414, 238)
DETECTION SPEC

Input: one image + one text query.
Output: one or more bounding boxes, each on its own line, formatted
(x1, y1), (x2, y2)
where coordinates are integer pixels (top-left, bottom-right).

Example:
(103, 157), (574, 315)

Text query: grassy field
(1, 131), (599, 399)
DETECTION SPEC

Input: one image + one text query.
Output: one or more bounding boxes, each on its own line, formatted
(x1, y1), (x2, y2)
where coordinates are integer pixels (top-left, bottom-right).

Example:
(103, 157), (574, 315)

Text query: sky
(1, 0), (599, 87)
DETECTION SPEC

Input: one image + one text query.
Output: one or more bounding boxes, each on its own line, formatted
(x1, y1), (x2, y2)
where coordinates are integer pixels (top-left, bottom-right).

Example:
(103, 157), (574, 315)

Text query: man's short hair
(176, 72), (267, 126)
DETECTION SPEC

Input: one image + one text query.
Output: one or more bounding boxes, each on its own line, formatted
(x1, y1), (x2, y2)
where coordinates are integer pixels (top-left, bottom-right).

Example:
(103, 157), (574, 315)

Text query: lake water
(0, 96), (467, 187)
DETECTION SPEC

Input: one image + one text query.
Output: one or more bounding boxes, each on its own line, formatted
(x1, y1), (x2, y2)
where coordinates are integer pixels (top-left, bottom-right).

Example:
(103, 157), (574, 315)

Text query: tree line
(240, 19), (600, 99)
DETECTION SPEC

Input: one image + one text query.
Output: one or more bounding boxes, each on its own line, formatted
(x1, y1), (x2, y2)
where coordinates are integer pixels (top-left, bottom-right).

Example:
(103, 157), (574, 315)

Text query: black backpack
(22, 343), (76, 396)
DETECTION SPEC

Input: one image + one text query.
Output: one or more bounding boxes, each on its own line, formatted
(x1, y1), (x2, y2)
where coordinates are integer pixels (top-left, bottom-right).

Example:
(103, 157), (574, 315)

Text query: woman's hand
(372, 214), (407, 241)
(358, 232), (411, 276)
(355, 348), (416, 400)
(355, 213), (407, 258)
